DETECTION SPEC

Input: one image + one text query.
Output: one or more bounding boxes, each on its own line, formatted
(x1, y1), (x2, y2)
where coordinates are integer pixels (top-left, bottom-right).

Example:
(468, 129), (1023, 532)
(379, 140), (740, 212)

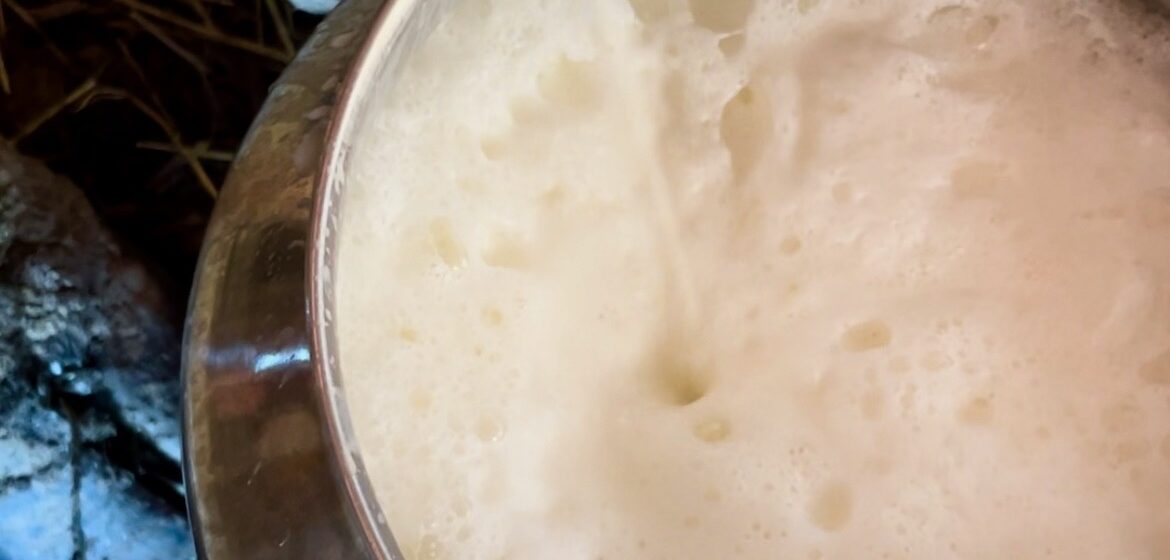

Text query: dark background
(1, 1), (322, 558)
(2, 0), (321, 301)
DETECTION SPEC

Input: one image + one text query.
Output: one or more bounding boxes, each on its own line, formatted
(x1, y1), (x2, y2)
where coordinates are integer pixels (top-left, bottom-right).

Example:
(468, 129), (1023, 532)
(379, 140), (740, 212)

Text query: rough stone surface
(0, 141), (194, 559)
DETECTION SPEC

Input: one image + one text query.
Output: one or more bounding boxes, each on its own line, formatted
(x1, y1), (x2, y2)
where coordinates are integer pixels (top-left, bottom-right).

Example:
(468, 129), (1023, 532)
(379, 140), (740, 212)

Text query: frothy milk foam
(335, 0), (1170, 557)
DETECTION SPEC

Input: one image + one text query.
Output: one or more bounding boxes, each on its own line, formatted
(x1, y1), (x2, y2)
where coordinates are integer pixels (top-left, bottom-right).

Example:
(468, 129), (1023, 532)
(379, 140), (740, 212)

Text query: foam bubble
(693, 417), (732, 442)
(841, 320), (893, 353)
(807, 481), (854, 532)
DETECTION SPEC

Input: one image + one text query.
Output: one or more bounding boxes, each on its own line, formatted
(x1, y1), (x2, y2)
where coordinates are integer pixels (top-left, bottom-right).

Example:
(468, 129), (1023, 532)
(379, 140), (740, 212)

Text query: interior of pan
(306, 0), (1170, 558)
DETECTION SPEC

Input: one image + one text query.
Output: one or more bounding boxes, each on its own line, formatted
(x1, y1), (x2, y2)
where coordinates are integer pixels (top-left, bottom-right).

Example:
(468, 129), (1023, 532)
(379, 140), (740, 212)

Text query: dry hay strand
(0, 0), (321, 290)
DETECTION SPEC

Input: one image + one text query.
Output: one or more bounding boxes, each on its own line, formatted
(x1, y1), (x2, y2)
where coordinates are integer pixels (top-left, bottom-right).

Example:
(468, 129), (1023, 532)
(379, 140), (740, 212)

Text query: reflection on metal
(253, 347), (311, 374)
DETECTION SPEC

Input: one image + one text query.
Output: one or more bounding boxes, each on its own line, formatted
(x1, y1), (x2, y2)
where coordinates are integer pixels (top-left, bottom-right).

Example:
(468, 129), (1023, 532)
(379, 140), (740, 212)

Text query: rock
(79, 450), (193, 560)
(0, 383), (74, 560)
(0, 141), (194, 559)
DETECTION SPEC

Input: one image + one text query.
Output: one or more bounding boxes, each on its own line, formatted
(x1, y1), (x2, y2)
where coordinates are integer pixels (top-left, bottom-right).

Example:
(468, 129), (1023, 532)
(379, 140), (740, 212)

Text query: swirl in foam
(335, 0), (1170, 557)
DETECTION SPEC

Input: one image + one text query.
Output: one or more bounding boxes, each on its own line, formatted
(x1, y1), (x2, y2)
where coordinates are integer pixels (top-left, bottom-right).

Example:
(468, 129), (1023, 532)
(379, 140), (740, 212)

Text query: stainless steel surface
(181, 0), (409, 556)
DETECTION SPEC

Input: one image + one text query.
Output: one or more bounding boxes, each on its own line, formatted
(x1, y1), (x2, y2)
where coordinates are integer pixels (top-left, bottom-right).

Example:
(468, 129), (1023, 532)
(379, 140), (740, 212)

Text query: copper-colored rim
(308, 1), (431, 559)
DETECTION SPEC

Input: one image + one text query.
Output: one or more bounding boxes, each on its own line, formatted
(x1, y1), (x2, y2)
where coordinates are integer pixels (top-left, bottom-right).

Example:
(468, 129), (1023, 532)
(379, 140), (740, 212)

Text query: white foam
(336, 0), (1170, 557)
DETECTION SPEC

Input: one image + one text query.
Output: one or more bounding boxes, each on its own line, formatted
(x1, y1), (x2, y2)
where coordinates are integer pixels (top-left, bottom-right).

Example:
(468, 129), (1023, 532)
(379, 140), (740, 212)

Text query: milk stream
(335, 0), (1170, 557)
